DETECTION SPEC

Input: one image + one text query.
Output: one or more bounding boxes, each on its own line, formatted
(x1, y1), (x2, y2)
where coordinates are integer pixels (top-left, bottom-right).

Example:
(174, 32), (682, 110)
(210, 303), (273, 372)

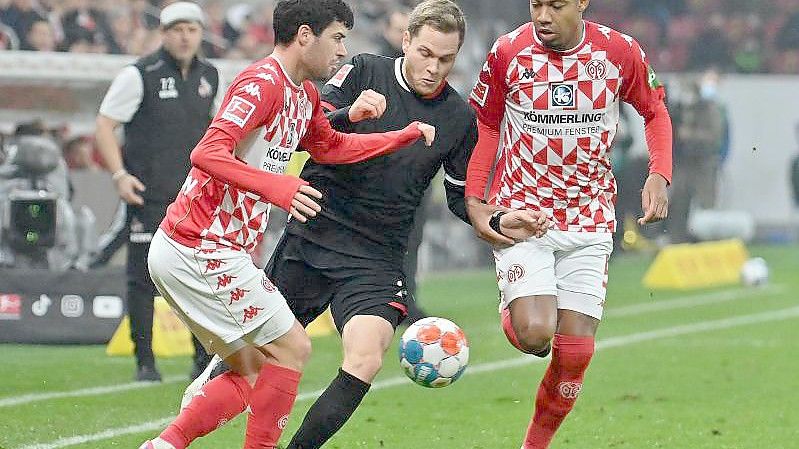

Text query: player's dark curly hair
(273, 0), (354, 45)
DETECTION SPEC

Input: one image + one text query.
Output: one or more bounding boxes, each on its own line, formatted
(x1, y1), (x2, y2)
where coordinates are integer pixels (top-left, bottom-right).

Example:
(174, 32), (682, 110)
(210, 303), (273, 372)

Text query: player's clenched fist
(289, 184), (323, 223)
(348, 89), (387, 122)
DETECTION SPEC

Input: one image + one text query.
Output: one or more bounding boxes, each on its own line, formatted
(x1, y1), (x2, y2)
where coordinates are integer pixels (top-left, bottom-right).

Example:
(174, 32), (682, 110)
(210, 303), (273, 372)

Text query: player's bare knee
(343, 351), (383, 381)
(515, 319), (555, 353)
(287, 332), (312, 368)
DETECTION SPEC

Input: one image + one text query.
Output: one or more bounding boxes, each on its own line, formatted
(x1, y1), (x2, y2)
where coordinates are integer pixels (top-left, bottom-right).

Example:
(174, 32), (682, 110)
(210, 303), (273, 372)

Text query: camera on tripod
(0, 135), (95, 270)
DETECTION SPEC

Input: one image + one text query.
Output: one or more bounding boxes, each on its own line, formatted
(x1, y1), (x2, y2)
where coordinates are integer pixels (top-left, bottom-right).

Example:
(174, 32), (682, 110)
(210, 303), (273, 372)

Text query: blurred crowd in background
(0, 0), (798, 272)
(1, 0), (798, 73)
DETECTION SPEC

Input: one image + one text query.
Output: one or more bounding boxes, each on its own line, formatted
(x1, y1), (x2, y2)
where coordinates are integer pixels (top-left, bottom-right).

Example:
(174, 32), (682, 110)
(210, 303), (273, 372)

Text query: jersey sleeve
(443, 113), (478, 223)
(466, 38), (510, 199)
(209, 67), (283, 143)
(99, 66), (143, 123)
(619, 37), (665, 120)
(320, 55), (366, 132)
(299, 85), (423, 165)
(191, 68), (308, 212)
(618, 37), (673, 183)
(469, 38), (510, 132)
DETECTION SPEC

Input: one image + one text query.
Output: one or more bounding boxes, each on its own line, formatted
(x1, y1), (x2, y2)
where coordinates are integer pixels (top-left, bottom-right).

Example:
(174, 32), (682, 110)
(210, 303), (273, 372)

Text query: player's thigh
(553, 233), (613, 321)
(148, 231), (293, 359)
(494, 238), (557, 310)
(342, 315), (396, 355)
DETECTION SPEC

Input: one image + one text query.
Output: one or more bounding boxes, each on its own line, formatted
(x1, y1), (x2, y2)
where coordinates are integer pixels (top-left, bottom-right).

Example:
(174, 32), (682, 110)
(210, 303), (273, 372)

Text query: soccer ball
(741, 257), (769, 286)
(398, 317), (469, 388)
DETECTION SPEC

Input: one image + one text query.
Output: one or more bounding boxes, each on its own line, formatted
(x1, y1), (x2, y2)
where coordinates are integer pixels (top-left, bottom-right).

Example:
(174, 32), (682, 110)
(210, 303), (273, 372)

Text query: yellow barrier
(642, 239), (749, 290)
(107, 298), (335, 357)
(106, 297), (193, 357)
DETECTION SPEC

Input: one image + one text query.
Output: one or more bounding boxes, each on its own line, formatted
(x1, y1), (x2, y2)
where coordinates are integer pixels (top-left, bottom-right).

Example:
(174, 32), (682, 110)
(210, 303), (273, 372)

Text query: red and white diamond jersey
(161, 55), (423, 252)
(469, 21), (667, 232)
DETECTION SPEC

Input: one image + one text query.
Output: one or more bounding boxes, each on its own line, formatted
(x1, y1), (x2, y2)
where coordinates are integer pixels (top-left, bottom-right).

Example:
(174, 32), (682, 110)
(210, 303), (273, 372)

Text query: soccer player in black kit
(186, 1), (548, 447)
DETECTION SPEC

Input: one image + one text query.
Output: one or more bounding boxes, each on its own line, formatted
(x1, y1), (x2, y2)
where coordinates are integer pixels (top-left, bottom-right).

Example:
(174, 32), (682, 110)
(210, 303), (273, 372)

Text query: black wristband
(489, 210), (507, 236)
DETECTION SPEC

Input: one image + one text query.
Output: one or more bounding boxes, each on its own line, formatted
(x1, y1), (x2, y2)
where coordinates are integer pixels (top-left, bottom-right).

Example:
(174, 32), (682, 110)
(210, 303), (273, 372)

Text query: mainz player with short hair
(465, 1), (673, 447)
(140, 1), (435, 448)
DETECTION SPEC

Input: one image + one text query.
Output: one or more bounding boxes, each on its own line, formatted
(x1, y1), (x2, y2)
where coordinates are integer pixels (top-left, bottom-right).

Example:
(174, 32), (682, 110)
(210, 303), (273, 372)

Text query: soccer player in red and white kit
(141, 1), (434, 448)
(465, 1), (672, 448)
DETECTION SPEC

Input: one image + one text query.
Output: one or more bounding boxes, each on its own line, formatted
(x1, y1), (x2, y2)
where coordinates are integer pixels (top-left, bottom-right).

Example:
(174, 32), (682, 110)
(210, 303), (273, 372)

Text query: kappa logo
(506, 264), (525, 283)
(585, 59), (608, 80)
(255, 72), (276, 85)
(550, 83), (575, 108)
(521, 68), (535, 80)
(181, 174), (198, 195)
(221, 95), (256, 128)
(240, 82), (262, 101)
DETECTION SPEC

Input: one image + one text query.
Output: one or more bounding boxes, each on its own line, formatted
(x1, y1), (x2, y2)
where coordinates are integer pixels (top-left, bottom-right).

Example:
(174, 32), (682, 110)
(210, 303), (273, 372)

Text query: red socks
(244, 363), (302, 449)
(524, 333), (595, 449)
(160, 372), (252, 449)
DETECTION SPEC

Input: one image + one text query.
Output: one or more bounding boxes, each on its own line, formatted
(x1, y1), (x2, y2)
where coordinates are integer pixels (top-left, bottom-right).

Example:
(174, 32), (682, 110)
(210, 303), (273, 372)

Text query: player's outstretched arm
(190, 128), (318, 218)
(301, 90), (434, 165)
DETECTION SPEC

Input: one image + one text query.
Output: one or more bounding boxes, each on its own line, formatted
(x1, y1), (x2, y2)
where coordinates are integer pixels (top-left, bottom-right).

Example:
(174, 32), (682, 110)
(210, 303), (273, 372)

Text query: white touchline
(15, 305), (799, 449)
(0, 376), (186, 408)
(605, 284), (784, 318)
(2, 284), (780, 409)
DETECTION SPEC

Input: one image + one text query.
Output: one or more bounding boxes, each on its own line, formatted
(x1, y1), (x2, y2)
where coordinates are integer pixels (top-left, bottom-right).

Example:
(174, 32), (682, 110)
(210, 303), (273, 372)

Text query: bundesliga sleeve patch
(221, 95), (256, 128)
(326, 63), (354, 88)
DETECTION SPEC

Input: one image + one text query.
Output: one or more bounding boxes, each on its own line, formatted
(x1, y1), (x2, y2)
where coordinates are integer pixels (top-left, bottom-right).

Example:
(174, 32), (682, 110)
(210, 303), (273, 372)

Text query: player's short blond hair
(407, 0), (466, 48)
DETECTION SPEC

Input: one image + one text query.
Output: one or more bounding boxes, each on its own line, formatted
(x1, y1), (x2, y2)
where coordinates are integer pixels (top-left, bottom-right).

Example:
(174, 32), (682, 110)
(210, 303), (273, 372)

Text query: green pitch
(2, 245), (798, 449)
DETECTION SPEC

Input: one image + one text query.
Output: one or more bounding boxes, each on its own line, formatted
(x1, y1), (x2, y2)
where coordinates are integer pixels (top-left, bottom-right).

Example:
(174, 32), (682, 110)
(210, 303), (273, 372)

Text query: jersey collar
(270, 54), (303, 91)
(394, 57), (412, 93)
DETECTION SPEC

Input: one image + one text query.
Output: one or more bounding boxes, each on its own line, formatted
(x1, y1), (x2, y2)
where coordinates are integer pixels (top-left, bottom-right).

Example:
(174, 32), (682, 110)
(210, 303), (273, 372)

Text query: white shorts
(493, 230), (613, 320)
(147, 230), (295, 359)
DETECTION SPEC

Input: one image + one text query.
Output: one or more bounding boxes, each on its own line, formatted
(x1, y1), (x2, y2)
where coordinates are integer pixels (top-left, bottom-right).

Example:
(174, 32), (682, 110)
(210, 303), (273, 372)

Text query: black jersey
(285, 53), (477, 265)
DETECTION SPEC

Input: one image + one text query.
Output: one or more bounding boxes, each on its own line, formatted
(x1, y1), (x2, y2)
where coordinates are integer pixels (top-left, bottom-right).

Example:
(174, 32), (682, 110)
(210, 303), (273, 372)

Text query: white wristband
(111, 169), (128, 181)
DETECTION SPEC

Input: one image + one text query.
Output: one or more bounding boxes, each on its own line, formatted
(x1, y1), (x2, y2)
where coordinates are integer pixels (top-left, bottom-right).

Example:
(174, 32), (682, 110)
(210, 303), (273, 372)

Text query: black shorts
(265, 234), (411, 333)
